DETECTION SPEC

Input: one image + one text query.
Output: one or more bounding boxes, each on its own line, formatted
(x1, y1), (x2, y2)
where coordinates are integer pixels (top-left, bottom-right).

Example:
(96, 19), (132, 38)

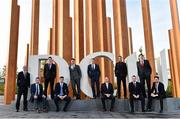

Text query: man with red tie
(137, 54), (152, 98)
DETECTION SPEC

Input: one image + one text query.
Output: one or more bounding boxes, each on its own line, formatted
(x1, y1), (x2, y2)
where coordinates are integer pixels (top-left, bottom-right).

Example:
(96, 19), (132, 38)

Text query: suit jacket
(137, 60), (152, 78)
(17, 71), (30, 90)
(129, 82), (143, 96)
(101, 83), (114, 97)
(151, 82), (166, 97)
(115, 61), (127, 78)
(54, 82), (69, 96)
(87, 64), (101, 80)
(44, 63), (56, 79)
(69, 65), (82, 80)
(30, 83), (43, 102)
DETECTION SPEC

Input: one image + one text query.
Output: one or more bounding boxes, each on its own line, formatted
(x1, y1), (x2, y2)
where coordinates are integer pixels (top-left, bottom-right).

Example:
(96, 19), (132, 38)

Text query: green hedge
(0, 83), (4, 95)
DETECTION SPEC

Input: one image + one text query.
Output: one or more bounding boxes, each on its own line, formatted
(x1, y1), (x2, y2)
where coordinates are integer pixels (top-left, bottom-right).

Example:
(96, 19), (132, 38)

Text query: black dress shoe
(56, 109), (59, 112)
(142, 109), (145, 112)
(103, 108), (107, 112)
(63, 108), (67, 112)
(130, 110), (134, 113)
(110, 108), (114, 112)
(23, 108), (28, 111)
(159, 110), (163, 113)
(146, 108), (152, 112)
(16, 110), (19, 112)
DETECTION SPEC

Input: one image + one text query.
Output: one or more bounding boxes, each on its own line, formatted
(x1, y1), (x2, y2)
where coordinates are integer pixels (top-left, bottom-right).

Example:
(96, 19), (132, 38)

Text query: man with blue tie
(87, 58), (101, 98)
(30, 77), (47, 113)
(54, 76), (71, 112)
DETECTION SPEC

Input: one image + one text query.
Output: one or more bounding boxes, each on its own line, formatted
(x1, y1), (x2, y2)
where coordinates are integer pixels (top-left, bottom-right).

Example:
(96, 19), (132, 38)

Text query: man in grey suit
(69, 58), (82, 99)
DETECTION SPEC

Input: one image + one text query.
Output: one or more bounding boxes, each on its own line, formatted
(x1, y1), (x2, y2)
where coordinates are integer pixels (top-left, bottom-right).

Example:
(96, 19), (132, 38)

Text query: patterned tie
(36, 84), (39, 96)
(60, 83), (63, 96)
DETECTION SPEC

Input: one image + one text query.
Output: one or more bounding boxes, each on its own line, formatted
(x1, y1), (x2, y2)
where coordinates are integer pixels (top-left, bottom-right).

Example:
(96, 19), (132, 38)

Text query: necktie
(156, 83), (159, 93)
(36, 84), (39, 96)
(49, 64), (51, 69)
(60, 84), (63, 96)
(134, 82), (136, 87)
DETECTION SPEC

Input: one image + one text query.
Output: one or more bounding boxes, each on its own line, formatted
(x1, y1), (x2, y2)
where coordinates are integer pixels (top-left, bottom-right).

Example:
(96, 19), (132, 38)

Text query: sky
(0, 0), (179, 70)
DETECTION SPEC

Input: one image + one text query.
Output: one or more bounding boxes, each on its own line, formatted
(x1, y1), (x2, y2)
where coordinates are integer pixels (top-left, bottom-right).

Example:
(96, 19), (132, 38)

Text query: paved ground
(0, 96), (180, 118)
(0, 103), (180, 118)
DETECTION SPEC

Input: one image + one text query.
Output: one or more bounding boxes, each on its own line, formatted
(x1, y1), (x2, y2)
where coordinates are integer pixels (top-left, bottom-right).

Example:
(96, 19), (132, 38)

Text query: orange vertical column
(25, 44), (30, 67)
(113, 0), (129, 60)
(30, 0), (40, 55)
(169, 0), (180, 97)
(168, 29), (179, 97)
(52, 0), (58, 55)
(141, 0), (156, 81)
(4, 1), (20, 104)
(74, 0), (84, 63)
(58, 0), (72, 63)
(128, 27), (133, 55)
(85, 0), (93, 55)
(168, 48), (176, 97)
(106, 17), (114, 84)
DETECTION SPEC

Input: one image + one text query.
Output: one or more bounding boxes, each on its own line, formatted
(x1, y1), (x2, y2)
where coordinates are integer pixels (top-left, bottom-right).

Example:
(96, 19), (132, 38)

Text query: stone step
(11, 98), (180, 112)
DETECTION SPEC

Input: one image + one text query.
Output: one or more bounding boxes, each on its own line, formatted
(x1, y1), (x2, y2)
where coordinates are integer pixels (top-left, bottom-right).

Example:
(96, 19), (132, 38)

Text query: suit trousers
(147, 95), (164, 111)
(101, 95), (115, 109)
(54, 96), (71, 110)
(139, 76), (151, 98)
(16, 88), (28, 110)
(44, 78), (55, 99)
(71, 78), (81, 98)
(91, 78), (100, 97)
(117, 76), (127, 98)
(129, 95), (145, 112)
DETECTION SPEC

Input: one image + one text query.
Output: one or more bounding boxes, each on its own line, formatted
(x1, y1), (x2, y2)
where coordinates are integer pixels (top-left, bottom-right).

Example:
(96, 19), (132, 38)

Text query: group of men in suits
(129, 75), (166, 113)
(16, 55), (166, 113)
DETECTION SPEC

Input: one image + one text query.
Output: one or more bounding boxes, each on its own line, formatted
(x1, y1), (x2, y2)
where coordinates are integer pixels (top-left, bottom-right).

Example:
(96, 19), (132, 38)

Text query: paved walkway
(0, 96), (180, 118)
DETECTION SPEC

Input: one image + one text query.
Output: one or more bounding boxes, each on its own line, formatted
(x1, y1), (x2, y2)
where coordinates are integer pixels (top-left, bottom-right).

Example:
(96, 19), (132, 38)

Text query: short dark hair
(60, 76), (64, 79)
(138, 54), (144, 58)
(36, 77), (40, 80)
(48, 57), (52, 59)
(71, 58), (75, 60)
(118, 56), (122, 58)
(132, 75), (136, 78)
(154, 75), (159, 79)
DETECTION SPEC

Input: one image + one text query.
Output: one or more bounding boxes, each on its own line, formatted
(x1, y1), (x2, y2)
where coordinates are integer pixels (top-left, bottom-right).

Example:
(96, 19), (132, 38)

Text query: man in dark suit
(115, 56), (128, 98)
(137, 54), (152, 98)
(147, 76), (166, 113)
(87, 58), (101, 98)
(69, 58), (82, 99)
(44, 57), (56, 99)
(16, 66), (30, 112)
(30, 77), (47, 113)
(101, 76), (115, 111)
(54, 76), (71, 112)
(129, 75), (145, 113)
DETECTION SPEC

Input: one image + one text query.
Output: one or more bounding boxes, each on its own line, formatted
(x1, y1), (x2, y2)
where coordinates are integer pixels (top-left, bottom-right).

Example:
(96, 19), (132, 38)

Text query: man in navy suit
(54, 76), (71, 112)
(16, 66), (30, 112)
(147, 75), (166, 113)
(30, 77), (47, 113)
(101, 76), (115, 111)
(137, 54), (152, 98)
(129, 75), (145, 113)
(44, 57), (56, 99)
(87, 58), (101, 98)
